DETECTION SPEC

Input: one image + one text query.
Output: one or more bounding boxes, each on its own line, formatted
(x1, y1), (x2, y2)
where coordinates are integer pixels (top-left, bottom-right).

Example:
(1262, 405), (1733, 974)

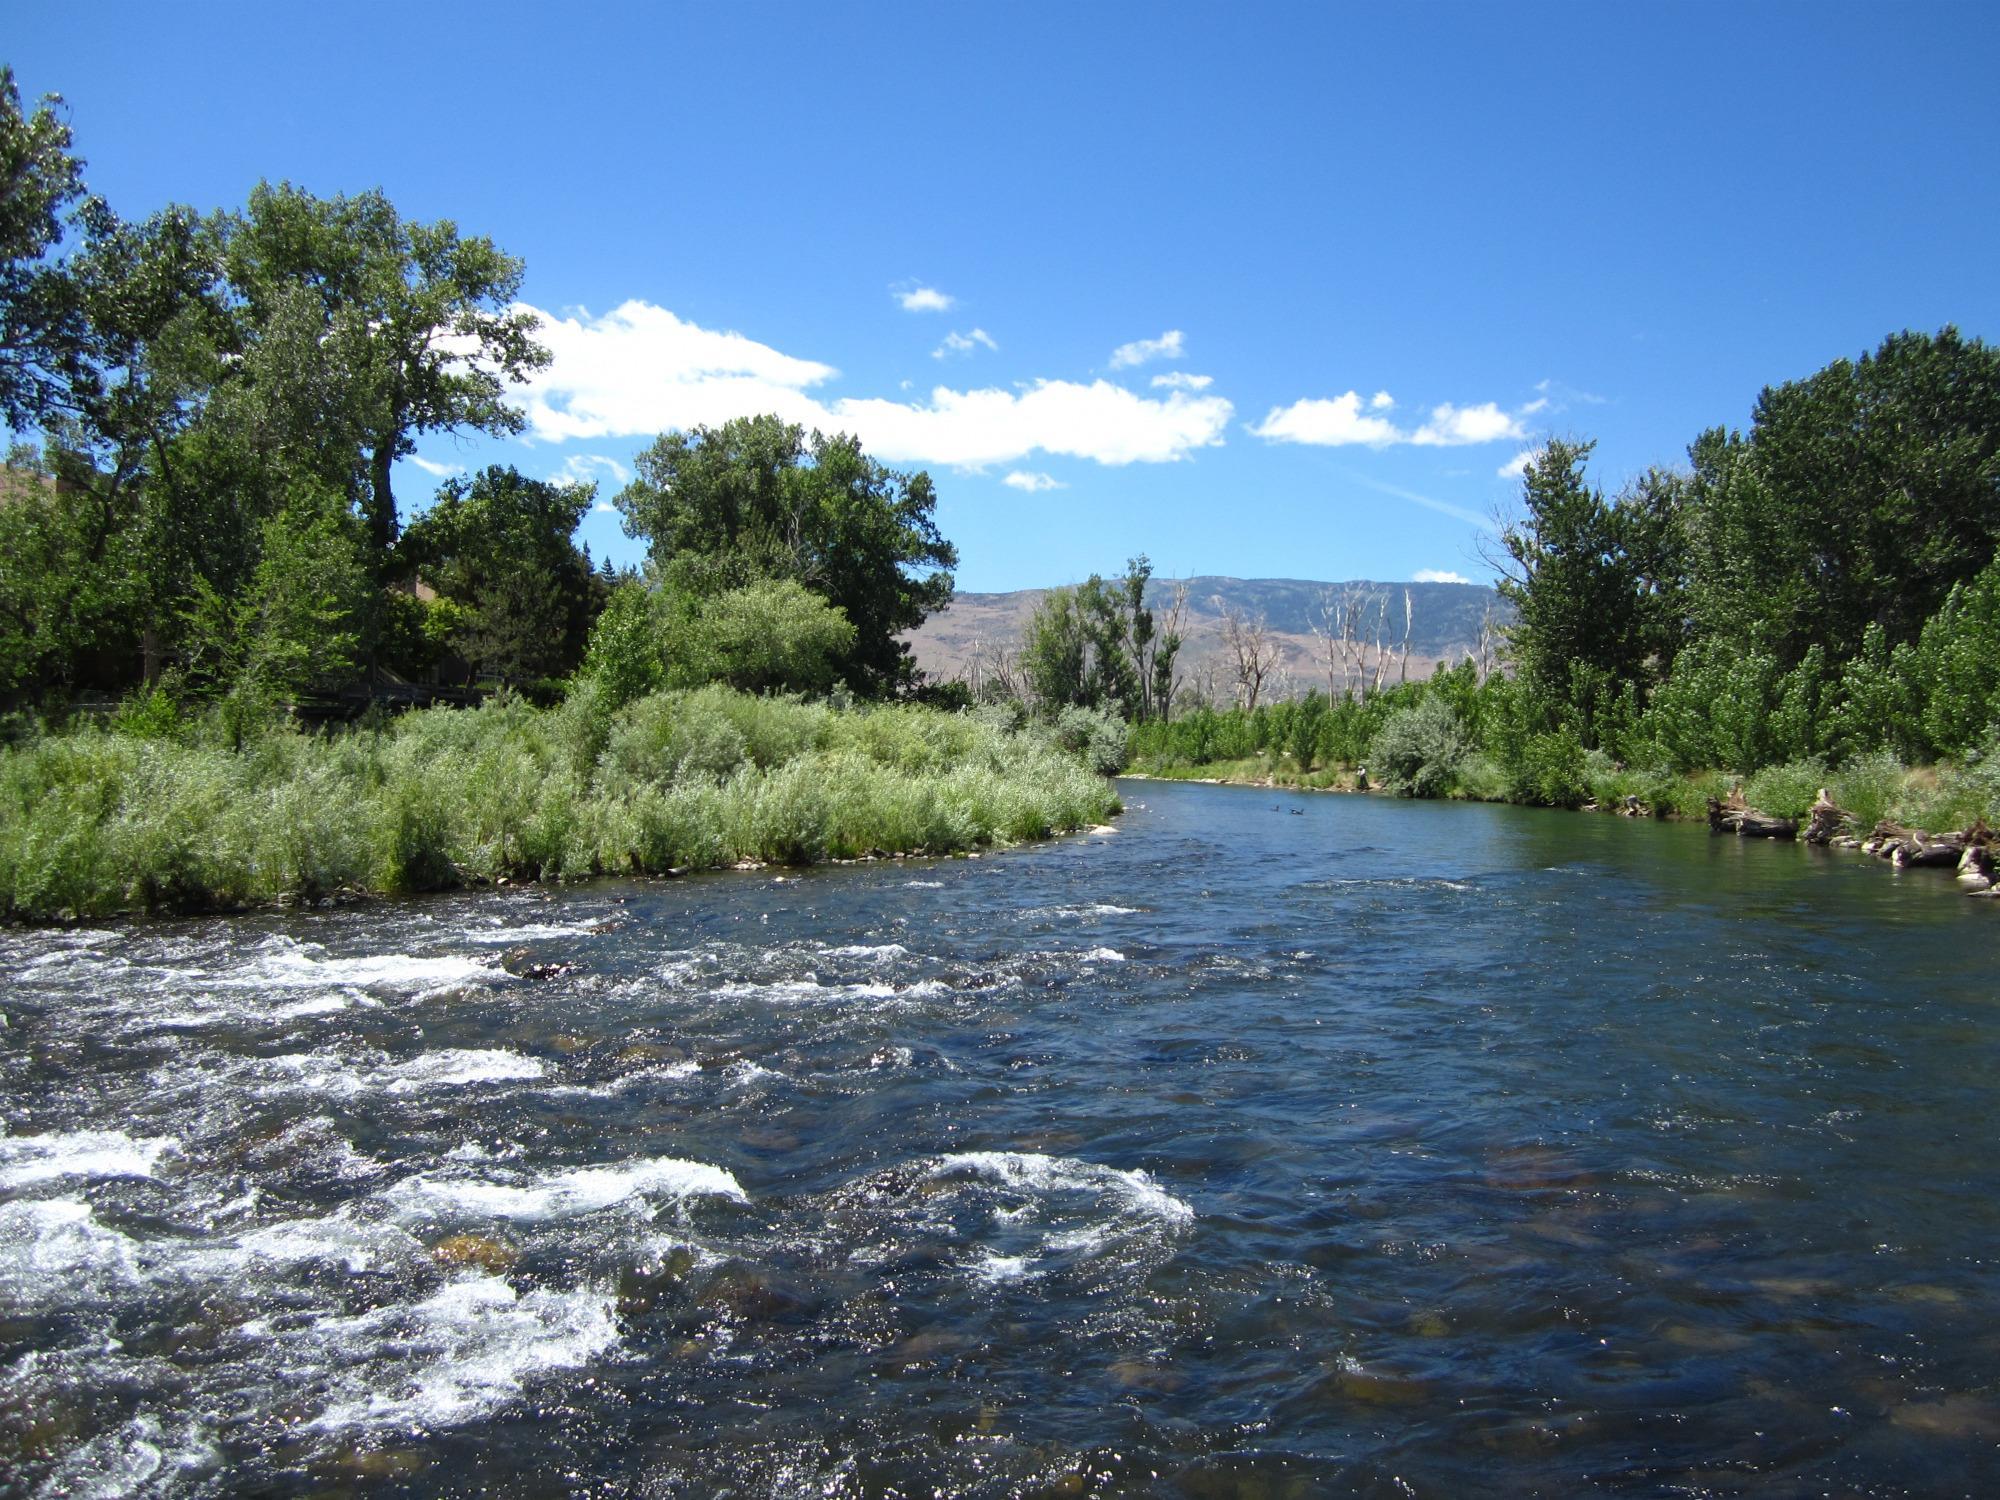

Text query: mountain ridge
(904, 575), (1509, 699)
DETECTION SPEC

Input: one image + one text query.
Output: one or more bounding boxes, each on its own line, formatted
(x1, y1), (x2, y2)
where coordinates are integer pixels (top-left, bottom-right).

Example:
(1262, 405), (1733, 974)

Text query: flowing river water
(2, 778), (1997, 1497)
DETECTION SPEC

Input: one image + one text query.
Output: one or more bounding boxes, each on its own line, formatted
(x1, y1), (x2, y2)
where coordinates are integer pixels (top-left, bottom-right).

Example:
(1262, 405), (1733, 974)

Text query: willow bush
(0, 687), (1120, 922)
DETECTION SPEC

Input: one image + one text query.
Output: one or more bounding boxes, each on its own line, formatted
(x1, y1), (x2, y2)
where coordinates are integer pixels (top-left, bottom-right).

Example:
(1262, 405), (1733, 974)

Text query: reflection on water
(2, 779), (1996, 1495)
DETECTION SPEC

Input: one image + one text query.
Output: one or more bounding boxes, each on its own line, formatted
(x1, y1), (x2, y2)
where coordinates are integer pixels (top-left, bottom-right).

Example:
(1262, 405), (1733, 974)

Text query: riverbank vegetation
(0, 687), (1118, 922)
(1114, 329), (2000, 846)
(0, 71), (1116, 922)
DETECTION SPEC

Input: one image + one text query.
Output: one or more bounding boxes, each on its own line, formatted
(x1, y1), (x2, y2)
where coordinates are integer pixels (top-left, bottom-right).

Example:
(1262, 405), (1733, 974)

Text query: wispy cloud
(1151, 371), (1213, 391)
(1109, 329), (1185, 370)
(1254, 390), (1529, 449)
(1002, 470), (1065, 492)
(1533, 377), (1607, 409)
(408, 455), (465, 479)
(932, 327), (998, 360)
(1413, 568), (1471, 584)
(1344, 471), (1496, 532)
(514, 299), (1232, 469)
(1497, 447), (1540, 479)
(555, 452), (632, 486)
(894, 283), (955, 313)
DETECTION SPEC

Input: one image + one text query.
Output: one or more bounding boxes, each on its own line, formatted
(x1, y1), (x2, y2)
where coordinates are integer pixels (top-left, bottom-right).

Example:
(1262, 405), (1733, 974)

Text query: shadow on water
(1, 778), (1996, 1495)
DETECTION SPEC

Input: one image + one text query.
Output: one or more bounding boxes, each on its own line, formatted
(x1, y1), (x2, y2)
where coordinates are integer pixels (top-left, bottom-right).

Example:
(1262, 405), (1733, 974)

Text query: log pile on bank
(1711, 787), (1996, 897)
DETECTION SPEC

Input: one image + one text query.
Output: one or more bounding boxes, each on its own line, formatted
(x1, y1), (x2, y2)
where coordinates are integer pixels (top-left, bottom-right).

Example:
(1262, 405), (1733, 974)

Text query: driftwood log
(1707, 792), (1799, 840)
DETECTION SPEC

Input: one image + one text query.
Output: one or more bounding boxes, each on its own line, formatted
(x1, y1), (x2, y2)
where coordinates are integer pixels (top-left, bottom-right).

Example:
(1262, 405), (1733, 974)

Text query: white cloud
(555, 452), (632, 486)
(932, 327), (998, 360)
(516, 300), (838, 445)
(1497, 446), (1541, 479)
(835, 379), (1232, 467)
(1250, 391), (1402, 447)
(1410, 402), (1526, 447)
(1255, 391), (1530, 450)
(895, 284), (955, 313)
(1002, 470), (1065, 492)
(1108, 329), (1185, 369)
(1151, 371), (1213, 391)
(408, 455), (465, 479)
(1413, 568), (1471, 584)
(514, 300), (1231, 469)
(590, 498), (618, 514)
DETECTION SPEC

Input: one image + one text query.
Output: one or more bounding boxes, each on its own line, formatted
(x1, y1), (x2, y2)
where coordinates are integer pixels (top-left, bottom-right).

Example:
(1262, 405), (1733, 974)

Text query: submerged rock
(430, 1233), (518, 1272)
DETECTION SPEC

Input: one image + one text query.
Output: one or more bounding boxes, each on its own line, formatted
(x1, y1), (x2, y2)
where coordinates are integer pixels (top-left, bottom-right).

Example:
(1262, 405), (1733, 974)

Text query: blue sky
(12, 2), (1998, 591)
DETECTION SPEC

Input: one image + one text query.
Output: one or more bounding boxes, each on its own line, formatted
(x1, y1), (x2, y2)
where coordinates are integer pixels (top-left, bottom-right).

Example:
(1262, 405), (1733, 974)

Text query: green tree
(221, 183), (548, 555)
(180, 484), (372, 706)
(399, 466), (600, 685)
(1495, 439), (1681, 748)
(616, 415), (955, 693)
(0, 66), (92, 430)
(666, 578), (855, 694)
(1683, 328), (2000, 664)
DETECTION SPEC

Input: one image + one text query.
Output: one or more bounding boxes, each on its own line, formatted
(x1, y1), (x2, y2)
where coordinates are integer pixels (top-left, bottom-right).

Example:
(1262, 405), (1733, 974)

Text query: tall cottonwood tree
(221, 183), (549, 554)
(616, 415), (956, 694)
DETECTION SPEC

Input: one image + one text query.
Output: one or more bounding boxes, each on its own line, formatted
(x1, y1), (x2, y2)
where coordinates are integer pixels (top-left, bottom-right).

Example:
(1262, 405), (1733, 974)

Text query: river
(2, 778), (1996, 1496)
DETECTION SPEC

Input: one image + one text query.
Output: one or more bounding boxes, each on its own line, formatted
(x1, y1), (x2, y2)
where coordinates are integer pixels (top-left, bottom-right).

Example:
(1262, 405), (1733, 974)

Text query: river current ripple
(2, 779), (1997, 1496)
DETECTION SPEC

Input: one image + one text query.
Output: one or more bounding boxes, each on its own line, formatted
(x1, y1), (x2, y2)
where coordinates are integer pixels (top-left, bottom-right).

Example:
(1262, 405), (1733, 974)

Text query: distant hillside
(905, 576), (1509, 700)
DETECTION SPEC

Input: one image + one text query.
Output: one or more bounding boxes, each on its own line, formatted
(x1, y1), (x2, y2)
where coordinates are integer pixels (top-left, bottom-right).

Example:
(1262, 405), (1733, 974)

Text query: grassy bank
(0, 686), (1120, 923)
(1127, 741), (2000, 834)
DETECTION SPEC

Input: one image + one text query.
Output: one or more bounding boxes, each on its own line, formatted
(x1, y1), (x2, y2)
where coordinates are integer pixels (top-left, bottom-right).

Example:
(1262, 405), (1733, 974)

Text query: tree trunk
(367, 440), (398, 555)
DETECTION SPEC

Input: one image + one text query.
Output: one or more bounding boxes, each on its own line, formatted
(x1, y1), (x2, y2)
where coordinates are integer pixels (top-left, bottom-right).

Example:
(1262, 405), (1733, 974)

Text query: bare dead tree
(1475, 599), (1501, 681)
(1396, 587), (1414, 686)
(968, 635), (1021, 703)
(1217, 600), (1283, 711)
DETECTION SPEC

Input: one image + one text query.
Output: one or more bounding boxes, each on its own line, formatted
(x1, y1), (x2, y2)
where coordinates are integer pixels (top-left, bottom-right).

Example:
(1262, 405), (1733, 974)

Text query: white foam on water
(1020, 903), (1140, 920)
(385, 1154), (747, 1223)
(1081, 947), (1127, 963)
(713, 978), (904, 1005)
(263, 1048), (544, 1097)
(304, 1276), (621, 1432)
(460, 922), (601, 944)
(904, 880), (944, 888)
(932, 1151), (1194, 1225)
(33, 1413), (220, 1500)
(223, 936), (513, 996)
(723, 1060), (782, 1089)
(234, 1213), (423, 1275)
(0, 1129), (177, 1188)
(382, 1049), (547, 1094)
(537, 1060), (702, 1099)
(821, 943), (909, 960)
(0, 1199), (143, 1297)
(969, 1250), (1037, 1284)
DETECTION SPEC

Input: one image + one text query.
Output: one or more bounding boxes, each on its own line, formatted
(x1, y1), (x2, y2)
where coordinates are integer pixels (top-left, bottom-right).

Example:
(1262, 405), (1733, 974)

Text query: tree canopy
(615, 415), (955, 694)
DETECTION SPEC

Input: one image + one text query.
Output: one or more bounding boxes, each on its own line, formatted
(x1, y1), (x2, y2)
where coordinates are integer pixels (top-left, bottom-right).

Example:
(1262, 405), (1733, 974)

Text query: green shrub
(1368, 696), (1470, 798)
(1742, 756), (1829, 820)
(1828, 751), (1905, 833)
(1051, 705), (1130, 776)
(1510, 728), (1591, 808)
(1448, 752), (1511, 802)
